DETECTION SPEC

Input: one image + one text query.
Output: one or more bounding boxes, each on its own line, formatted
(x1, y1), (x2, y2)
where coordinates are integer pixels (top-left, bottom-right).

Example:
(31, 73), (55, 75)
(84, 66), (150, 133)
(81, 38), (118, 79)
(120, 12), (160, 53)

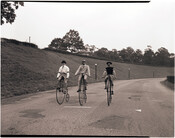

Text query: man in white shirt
(57, 60), (70, 91)
(75, 60), (90, 92)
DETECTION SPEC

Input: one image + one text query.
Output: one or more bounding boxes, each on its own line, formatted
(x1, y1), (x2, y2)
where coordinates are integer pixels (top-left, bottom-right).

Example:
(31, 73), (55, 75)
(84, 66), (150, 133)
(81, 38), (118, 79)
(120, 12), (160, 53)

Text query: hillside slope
(1, 39), (174, 98)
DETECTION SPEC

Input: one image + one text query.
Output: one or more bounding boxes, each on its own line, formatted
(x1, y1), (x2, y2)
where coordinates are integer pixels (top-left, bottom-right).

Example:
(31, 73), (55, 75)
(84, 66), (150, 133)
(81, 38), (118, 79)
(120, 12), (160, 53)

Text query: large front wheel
(65, 93), (70, 102)
(107, 79), (112, 106)
(79, 91), (84, 106)
(84, 91), (87, 103)
(56, 88), (65, 105)
(107, 90), (111, 106)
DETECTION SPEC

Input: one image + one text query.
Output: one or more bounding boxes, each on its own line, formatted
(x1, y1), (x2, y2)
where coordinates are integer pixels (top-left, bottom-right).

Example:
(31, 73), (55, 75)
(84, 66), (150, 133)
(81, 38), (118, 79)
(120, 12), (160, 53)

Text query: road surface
(1, 78), (174, 136)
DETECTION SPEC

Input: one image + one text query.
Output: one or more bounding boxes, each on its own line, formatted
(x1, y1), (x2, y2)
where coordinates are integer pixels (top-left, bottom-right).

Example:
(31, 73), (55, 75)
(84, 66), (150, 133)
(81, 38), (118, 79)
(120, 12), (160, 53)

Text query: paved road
(1, 78), (174, 136)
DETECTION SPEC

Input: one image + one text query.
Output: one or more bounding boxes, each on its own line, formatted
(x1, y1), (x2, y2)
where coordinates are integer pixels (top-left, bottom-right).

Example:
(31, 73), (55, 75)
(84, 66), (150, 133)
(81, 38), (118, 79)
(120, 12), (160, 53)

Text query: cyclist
(75, 60), (90, 92)
(102, 61), (116, 95)
(57, 60), (70, 91)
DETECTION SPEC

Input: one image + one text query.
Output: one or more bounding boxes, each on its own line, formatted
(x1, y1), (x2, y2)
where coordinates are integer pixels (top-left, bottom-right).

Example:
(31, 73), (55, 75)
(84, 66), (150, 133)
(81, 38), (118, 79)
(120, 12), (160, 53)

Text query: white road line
(135, 109), (142, 112)
(64, 106), (92, 109)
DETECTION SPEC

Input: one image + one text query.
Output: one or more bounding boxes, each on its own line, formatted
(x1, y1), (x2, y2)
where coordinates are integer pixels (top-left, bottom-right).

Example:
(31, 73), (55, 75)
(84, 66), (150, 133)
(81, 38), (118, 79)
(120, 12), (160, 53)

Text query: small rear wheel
(65, 93), (70, 102)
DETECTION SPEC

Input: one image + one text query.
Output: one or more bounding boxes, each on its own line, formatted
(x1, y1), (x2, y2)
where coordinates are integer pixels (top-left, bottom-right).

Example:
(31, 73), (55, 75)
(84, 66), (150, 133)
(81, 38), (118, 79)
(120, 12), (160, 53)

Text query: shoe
(111, 91), (114, 95)
(77, 89), (81, 92)
(85, 87), (87, 90)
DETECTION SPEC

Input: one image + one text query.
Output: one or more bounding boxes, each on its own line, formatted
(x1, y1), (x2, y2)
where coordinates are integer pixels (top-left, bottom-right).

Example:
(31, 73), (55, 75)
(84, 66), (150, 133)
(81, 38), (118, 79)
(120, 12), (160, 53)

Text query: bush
(43, 48), (110, 61)
(167, 76), (174, 83)
(1, 38), (38, 49)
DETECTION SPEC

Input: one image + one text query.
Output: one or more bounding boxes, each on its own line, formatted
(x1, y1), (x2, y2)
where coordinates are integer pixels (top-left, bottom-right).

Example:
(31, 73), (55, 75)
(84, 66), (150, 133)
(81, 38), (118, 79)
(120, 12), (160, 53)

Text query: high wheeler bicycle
(56, 76), (70, 105)
(78, 74), (87, 106)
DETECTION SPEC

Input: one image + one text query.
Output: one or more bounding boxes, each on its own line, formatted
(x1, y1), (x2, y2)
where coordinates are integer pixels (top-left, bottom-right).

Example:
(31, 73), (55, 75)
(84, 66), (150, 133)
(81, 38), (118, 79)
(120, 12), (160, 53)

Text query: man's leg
(111, 75), (114, 95)
(64, 78), (68, 91)
(104, 77), (108, 89)
(84, 75), (88, 90)
(57, 77), (61, 90)
(77, 75), (81, 92)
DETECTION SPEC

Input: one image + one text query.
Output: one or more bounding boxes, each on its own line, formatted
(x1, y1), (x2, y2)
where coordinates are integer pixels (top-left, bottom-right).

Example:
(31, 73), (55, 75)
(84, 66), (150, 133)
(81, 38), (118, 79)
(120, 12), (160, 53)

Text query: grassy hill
(1, 38), (174, 98)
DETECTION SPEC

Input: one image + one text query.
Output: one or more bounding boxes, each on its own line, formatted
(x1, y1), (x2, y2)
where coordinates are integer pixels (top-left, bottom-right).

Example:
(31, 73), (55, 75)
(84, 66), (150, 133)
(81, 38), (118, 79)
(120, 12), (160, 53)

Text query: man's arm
(67, 66), (70, 78)
(102, 70), (107, 78)
(87, 65), (90, 76)
(57, 66), (61, 78)
(113, 69), (117, 78)
(75, 66), (81, 76)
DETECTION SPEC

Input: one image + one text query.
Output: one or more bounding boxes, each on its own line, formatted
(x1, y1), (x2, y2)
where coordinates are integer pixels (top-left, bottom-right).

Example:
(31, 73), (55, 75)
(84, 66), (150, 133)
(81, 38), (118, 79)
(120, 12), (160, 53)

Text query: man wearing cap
(102, 61), (116, 95)
(57, 60), (70, 91)
(75, 60), (90, 92)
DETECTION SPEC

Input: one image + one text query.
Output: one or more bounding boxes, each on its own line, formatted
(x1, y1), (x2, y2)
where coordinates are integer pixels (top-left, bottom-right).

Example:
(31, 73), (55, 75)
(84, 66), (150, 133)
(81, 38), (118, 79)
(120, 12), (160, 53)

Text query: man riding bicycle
(57, 60), (70, 91)
(75, 60), (90, 92)
(102, 61), (116, 95)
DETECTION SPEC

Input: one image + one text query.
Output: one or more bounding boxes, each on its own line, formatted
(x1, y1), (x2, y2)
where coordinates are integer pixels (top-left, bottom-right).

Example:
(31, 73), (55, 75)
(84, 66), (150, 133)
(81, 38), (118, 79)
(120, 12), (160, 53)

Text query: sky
(1, 0), (175, 53)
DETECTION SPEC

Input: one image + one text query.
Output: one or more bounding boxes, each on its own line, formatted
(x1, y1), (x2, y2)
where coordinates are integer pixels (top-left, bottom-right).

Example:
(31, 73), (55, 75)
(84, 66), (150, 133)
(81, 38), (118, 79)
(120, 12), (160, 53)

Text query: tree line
(48, 29), (174, 67)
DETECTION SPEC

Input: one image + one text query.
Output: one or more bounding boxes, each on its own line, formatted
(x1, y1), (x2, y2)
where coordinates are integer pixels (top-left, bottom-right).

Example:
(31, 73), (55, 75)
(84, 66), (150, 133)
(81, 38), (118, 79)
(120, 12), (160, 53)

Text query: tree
(62, 29), (84, 53)
(83, 44), (97, 55)
(1, 1), (24, 25)
(154, 47), (170, 66)
(89, 45), (98, 53)
(94, 47), (109, 58)
(143, 46), (155, 65)
(169, 53), (174, 67)
(126, 47), (135, 63)
(133, 49), (143, 64)
(48, 38), (67, 50)
(119, 48), (128, 62)
(108, 49), (120, 61)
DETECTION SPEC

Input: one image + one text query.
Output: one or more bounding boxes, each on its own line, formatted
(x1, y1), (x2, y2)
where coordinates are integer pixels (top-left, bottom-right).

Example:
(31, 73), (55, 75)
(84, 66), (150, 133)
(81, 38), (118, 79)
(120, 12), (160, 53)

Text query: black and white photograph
(1, 0), (174, 137)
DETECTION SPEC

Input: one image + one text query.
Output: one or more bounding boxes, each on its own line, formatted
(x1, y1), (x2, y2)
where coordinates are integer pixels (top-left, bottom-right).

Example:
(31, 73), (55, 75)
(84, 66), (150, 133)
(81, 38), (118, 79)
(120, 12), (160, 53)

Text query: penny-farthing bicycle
(56, 76), (70, 105)
(78, 74), (87, 106)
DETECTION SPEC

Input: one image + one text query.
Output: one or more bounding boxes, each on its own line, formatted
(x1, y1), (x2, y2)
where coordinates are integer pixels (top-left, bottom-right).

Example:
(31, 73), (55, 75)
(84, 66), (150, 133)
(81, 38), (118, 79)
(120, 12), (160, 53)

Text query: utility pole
(128, 68), (130, 80)
(95, 64), (97, 80)
(29, 36), (31, 43)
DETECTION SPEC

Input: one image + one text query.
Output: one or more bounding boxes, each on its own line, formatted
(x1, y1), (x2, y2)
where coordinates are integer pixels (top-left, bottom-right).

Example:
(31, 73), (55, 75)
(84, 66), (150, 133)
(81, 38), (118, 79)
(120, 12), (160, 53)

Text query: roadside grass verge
(160, 80), (174, 90)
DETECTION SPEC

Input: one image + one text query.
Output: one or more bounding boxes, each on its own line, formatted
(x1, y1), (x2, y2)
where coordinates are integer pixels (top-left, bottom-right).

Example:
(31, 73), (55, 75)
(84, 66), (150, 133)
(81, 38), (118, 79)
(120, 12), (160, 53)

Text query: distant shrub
(43, 48), (109, 61)
(167, 76), (174, 83)
(1, 38), (38, 49)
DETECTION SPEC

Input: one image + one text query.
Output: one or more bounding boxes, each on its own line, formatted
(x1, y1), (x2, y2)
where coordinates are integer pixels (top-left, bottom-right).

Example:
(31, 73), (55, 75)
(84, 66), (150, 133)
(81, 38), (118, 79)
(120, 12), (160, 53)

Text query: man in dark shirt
(102, 61), (116, 95)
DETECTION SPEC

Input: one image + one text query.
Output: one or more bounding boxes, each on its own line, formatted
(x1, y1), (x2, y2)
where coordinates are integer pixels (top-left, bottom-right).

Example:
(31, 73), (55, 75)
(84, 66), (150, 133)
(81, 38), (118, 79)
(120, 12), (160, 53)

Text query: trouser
(78, 74), (87, 90)
(105, 75), (114, 90)
(57, 76), (68, 89)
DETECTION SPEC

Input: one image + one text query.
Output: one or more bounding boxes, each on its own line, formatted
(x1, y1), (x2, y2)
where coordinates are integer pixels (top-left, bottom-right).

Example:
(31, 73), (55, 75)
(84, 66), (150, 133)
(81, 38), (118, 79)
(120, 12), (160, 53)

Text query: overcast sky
(1, 0), (175, 53)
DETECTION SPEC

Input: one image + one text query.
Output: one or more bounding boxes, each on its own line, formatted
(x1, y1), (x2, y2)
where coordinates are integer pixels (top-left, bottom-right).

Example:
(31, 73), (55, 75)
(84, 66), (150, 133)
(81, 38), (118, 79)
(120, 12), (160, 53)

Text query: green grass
(1, 39), (174, 98)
